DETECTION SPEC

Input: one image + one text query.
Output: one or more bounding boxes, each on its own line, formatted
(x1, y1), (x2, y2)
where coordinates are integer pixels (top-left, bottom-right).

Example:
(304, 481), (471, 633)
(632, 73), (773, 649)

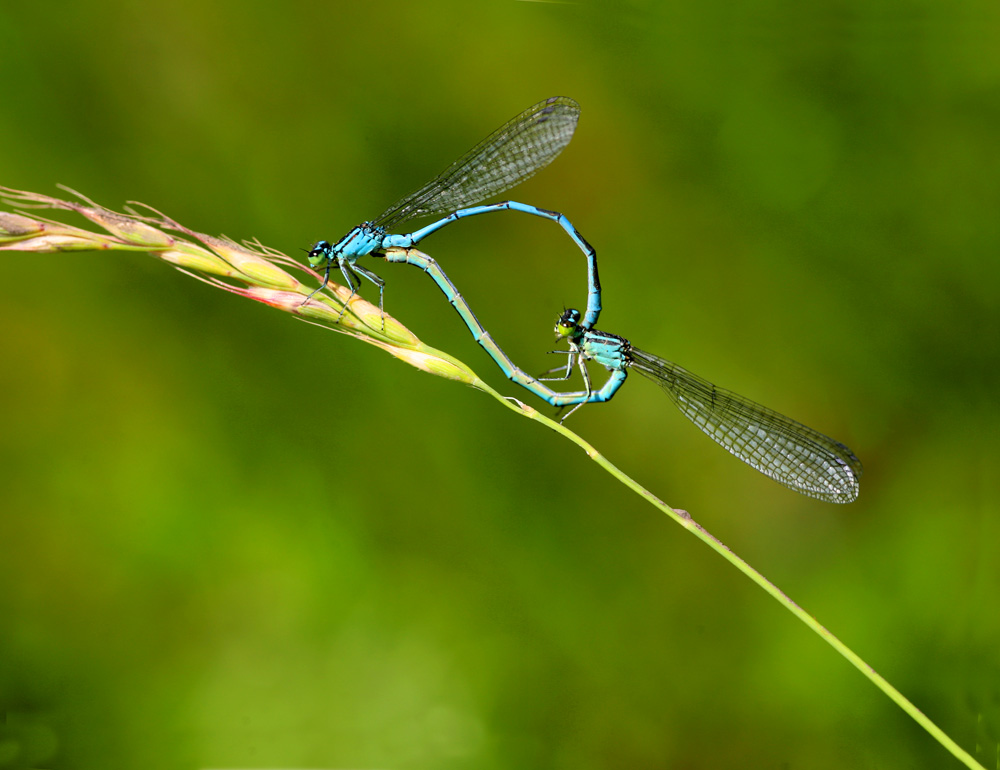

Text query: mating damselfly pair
(307, 96), (862, 504)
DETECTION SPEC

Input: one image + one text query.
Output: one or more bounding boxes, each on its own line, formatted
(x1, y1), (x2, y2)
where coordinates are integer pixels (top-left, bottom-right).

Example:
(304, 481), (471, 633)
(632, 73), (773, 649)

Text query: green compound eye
(554, 308), (582, 338)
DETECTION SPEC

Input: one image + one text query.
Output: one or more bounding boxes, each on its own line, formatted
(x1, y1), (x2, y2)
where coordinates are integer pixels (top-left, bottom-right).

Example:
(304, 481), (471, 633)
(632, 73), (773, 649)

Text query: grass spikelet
(0, 185), (463, 379)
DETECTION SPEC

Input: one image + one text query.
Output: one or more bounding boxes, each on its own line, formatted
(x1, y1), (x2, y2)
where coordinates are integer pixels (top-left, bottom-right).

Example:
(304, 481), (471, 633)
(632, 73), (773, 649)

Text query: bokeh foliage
(1, 0), (998, 768)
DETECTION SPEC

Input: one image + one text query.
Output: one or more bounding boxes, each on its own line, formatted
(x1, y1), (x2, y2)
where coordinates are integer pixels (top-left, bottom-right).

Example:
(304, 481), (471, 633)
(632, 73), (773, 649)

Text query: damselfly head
(554, 308), (582, 340)
(306, 240), (332, 266)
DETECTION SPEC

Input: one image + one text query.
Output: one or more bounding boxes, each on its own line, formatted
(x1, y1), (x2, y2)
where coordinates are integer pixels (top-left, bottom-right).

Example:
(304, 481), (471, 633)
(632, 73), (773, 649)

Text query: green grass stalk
(0, 185), (985, 770)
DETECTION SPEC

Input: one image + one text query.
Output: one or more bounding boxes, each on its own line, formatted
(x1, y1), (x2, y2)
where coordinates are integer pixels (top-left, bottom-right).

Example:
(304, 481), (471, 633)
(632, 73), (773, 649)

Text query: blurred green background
(1, 0), (998, 768)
